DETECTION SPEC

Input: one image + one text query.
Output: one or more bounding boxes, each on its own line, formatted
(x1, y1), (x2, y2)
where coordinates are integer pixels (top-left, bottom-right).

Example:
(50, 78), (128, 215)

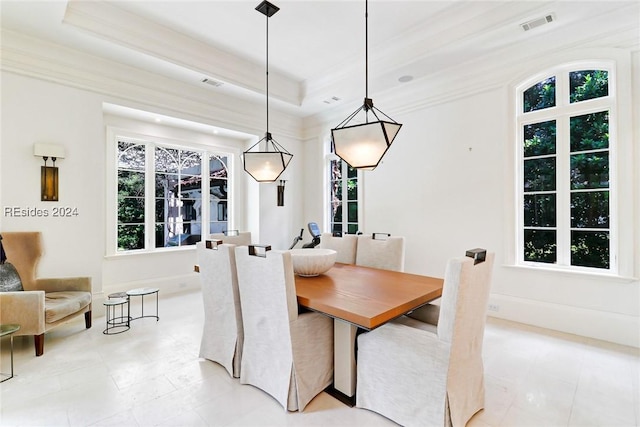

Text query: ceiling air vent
(521, 14), (554, 31)
(323, 96), (341, 105)
(202, 78), (224, 87)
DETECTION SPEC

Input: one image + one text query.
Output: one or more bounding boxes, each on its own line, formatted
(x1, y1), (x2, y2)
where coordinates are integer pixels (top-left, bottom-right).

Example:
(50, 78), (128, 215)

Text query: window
(116, 137), (231, 252)
(329, 158), (360, 235)
(517, 66), (614, 271)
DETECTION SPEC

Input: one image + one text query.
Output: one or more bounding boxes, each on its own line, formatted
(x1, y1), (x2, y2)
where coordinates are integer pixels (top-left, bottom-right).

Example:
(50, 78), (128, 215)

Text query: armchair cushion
(0, 262), (23, 292)
(45, 291), (92, 323)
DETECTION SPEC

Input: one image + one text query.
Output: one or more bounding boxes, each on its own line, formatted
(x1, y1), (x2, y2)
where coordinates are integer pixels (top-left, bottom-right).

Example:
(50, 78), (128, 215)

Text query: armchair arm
(35, 276), (92, 293)
(0, 290), (46, 335)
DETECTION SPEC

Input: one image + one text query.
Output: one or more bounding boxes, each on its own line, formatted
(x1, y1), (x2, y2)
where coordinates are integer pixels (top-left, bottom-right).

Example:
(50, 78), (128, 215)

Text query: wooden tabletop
(295, 263), (443, 330)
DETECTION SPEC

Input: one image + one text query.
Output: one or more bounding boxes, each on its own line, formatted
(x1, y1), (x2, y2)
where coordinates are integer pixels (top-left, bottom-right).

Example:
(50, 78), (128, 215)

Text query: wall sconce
(277, 180), (286, 206)
(34, 143), (65, 201)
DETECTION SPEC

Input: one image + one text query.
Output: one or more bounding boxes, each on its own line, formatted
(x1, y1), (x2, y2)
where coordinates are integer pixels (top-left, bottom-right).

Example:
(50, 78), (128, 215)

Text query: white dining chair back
(234, 245), (333, 412)
(209, 231), (252, 246)
(318, 233), (358, 264)
(355, 233), (405, 271)
(356, 251), (495, 427)
(196, 241), (243, 378)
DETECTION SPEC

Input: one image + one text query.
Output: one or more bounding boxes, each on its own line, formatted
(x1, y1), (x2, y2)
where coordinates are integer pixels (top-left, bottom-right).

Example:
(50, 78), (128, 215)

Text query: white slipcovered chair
(209, 231), (252, 246)
(196, 241), (243, 378)
(356, 252), (495, 427)
(318, 233), (358, 264)
(234, 245), (334, 411)
(355, 233), (405, 271)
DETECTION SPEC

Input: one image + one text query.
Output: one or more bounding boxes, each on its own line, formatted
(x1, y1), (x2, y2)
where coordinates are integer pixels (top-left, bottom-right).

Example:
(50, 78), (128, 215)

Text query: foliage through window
(518, 67), (612, 270)
(117, 139), (231, 252)
(329, 159), (359, 236)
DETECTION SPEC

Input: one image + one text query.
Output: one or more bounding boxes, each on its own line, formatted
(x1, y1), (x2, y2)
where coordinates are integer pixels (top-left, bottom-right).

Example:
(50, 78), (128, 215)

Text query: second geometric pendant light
(242, 1), (293, 182)
(331, 0), (402, 170)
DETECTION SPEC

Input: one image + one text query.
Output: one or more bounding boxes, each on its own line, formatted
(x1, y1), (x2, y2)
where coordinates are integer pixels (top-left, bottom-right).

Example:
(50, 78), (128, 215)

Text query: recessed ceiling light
(398, 75), (413, 83)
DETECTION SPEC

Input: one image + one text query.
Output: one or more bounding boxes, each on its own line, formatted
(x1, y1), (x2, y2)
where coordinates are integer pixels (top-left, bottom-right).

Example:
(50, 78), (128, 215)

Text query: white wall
(1, 71), (305, 300)
(1, 74), (106, 289)
(2, 29), (637, 347)
(303, 51), (639, 348)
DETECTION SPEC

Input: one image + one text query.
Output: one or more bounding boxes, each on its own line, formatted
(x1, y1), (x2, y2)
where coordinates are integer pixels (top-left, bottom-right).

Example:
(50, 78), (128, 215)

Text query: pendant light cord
(365, 0), (368, 101)
(266, 10), (270, 140)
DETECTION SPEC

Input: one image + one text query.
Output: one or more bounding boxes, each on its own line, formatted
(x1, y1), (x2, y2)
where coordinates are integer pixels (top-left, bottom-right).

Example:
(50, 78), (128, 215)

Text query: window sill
(503, 264), (638, 283)
(104, 245), (196, 260)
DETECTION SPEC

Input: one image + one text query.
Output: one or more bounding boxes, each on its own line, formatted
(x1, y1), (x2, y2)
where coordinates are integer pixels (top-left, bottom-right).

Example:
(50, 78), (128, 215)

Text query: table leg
(333, 319), (357, 397)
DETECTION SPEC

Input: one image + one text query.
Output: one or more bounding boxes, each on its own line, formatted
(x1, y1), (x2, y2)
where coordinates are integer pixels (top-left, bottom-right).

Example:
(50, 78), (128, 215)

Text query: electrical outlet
(488, 303), (500, 312)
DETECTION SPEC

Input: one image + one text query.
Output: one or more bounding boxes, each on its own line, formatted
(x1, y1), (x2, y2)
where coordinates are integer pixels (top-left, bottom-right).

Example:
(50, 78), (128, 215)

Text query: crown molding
(1, 29), (303, 140)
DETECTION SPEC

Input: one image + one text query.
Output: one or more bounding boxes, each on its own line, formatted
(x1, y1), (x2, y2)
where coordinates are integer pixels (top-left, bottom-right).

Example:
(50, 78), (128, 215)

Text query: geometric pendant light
(243, 0), (293, 182)
(331, 0), (402, 171)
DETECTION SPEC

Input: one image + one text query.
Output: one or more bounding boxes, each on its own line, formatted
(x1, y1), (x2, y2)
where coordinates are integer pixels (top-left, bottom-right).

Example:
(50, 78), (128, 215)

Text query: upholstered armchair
(234, 246), (333, 411)
(356, 252), (495, 427)
(0, 232), (92, 356)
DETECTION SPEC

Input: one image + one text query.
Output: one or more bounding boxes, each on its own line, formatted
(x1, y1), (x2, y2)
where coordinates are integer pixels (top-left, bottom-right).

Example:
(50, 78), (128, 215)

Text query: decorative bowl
(289, 249), (337, 277)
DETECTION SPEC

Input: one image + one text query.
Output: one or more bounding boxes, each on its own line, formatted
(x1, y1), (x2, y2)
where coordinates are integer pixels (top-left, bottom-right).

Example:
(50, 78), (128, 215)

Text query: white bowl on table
(289, 249), (337, 277)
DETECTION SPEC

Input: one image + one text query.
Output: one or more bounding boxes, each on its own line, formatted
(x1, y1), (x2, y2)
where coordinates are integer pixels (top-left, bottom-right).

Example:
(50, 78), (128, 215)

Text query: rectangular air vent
(521, 14), (554, 31)
(202, 78), (224, 87)
(323, 96), (341, 105)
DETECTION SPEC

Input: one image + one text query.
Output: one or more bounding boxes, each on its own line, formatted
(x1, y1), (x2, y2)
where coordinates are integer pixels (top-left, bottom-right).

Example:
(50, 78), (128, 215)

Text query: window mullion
(202, 152), (210, 237)
(556, 114), (571, 266)
(554, 70), (567, 265)
(145, 143), (156, 251)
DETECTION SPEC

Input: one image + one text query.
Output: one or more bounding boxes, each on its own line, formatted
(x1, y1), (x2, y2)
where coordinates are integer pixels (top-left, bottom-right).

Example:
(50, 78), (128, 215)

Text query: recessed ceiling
(1, 1), (638, 120)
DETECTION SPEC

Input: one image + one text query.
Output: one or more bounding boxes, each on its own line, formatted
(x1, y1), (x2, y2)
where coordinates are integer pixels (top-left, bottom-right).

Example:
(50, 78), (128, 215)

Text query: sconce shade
(41, 166), (59, 201)
(277, 180), (285, 206)
(332, 119), (402, 170)
(34, 143), (64, 201)
(243, 134), (292, 182)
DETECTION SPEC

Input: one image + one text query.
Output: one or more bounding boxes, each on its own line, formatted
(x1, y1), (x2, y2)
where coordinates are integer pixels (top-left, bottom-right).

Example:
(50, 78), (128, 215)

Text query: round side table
(103, 298), (130, 334)
(126, 287), (159, 321)
(0, 324), (20, 382)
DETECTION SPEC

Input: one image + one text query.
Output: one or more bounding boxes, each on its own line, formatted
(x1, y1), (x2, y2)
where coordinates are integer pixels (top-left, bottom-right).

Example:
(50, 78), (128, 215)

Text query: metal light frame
(331, 0), (402, 170)
(243, 0), (293, 183)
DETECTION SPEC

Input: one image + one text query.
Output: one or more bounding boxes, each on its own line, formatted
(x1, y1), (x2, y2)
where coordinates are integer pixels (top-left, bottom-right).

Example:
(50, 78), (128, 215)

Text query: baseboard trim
(94, 274), (201, 307)
(488, 293), (639, 348)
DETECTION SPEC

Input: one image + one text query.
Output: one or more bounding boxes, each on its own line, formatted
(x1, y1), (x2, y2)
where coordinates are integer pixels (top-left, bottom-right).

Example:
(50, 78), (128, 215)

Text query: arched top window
(515, 64), (615, 272)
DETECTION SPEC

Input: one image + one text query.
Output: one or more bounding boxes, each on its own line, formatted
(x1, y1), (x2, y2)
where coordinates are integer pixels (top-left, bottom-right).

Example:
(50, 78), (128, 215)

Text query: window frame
(325, 152), (363, 236)
(515, 61), (618, 273)
(107, 128), (236, 255)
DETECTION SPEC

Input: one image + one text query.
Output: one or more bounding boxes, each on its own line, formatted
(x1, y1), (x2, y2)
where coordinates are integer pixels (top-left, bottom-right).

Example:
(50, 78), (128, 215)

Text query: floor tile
(1, 290), (637, 427)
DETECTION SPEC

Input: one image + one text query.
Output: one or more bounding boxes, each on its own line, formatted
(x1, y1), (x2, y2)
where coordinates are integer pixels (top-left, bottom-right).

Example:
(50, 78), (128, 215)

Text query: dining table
(294, 262), (444, 403)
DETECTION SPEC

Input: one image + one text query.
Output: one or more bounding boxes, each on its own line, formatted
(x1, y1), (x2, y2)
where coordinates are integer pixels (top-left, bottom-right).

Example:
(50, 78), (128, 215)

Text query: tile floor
(0, 289), (638, 427)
